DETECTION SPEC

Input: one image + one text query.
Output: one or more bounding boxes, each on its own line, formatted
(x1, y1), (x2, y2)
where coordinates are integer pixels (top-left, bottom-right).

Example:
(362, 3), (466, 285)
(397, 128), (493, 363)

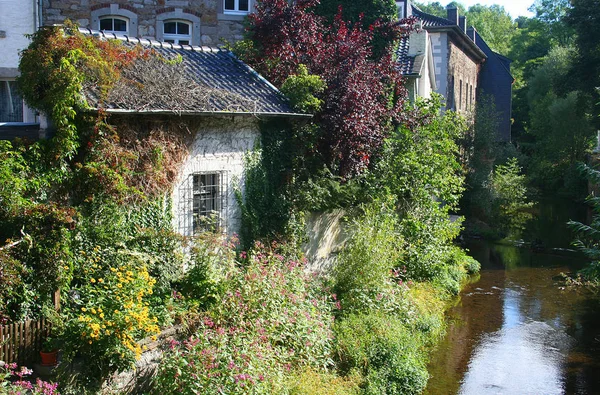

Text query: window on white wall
(0, 81), (24, 122)
(224, 0), (250, 14)
(99, 16), (128, 34)
(178, 171), (227, 235)
(163, 20), (192, 45)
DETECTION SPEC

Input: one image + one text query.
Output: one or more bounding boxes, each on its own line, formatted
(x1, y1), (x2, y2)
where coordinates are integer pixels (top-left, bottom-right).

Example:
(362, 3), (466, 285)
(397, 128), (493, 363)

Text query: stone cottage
(79, 28), (308, 236)
(43, 0), (255, 46)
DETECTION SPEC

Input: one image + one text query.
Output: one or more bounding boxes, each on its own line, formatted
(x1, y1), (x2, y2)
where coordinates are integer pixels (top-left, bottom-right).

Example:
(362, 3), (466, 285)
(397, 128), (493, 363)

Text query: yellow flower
(98, 278), (104, 283)
(90, 278), (96, 283)
(117, 283), (122, 288)
(89, 340), (92, 344)
(99, 313), (104, 318)
(81, 307), (87, 312)
(91, 308), (96, 314)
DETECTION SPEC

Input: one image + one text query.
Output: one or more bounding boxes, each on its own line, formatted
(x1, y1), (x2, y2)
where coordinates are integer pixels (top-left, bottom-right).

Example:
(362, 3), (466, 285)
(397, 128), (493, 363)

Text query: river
(425, 199), (600, 394)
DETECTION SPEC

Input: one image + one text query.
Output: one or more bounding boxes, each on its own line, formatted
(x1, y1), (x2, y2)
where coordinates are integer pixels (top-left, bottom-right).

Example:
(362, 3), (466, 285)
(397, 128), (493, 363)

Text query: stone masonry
(448, 41), (479, 114)
(43, 0), (249, 46)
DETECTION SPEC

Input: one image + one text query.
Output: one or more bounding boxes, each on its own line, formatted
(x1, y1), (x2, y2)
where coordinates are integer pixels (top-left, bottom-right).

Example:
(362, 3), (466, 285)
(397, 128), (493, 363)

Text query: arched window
(99, 16), (128, 34)
(91, 4), (138, 36)
(163, 20), (192, 45)
(156, 9), (201, 45)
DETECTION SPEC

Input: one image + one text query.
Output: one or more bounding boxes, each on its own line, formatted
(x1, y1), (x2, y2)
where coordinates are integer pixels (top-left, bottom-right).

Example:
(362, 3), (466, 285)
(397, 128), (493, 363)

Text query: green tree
(566, 0), (600, 125)
(466, 4), (516, 56)
(526, 46), (595, 195)
(529, 0), (574, 47)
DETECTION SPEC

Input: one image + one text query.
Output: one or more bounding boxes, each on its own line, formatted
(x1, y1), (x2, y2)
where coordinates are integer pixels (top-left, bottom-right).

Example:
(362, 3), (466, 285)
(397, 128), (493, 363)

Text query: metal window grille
(178, 171), (227, 235)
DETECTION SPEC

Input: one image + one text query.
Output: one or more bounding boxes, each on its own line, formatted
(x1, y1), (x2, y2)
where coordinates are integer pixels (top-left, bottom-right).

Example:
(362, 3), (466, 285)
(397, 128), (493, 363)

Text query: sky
(420, 0), (535, 19)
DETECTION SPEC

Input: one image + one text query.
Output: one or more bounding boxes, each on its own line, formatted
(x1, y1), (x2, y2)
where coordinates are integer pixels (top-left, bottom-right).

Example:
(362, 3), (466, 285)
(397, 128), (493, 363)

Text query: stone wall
(43, 0), (250, 46)
(303, 210), (349, 274)
(171, 116), (259, 237)
(448, 40), (479, 114)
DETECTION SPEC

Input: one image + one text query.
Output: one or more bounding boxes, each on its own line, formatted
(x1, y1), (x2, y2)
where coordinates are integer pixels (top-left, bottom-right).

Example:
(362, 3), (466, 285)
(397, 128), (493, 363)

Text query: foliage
(528, 0), (574, 47)
(285, 368), (361, 395)
(566, 0), (600, 125)
(370, 95), (467, 287)
(464, 4), (516, 56)
(57, 246), (159, 389)
(568, 164), (600, 283)
(333, 200), (411, 315)
(152, 242), (335, 394)
(237, 0), (411, 178)
(334, 312), (429, 395)
(280, 64), (326, 114)
(526, 46), (595, 196)
(1, 362), (60, 394)
(0, 250), (26, 324)
(490, 158), (535, 235)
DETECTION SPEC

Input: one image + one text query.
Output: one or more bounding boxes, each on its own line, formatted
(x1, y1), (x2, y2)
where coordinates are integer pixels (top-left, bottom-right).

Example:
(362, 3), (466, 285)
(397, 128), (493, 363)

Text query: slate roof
(410, 5), (454, 28)
(79, 28), (306, 118)
(396, 36), (416, 75)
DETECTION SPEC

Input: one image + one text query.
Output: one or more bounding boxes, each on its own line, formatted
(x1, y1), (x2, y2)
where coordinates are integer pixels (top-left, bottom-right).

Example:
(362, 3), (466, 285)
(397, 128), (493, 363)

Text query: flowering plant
(58, 246), (159, 385)
(153, 241), (335, 394)
(0, 361), (60, 394)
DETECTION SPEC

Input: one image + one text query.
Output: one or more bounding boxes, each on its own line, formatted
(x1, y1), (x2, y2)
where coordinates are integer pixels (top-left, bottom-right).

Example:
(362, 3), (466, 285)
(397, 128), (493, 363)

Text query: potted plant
(40, 337), (59, 366)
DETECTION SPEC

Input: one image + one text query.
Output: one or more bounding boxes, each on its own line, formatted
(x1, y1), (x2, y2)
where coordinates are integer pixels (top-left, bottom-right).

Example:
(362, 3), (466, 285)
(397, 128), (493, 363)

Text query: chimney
(467, 27), (476, 44)
(447, 4), (459, 26)
(459, 16), (467, 33)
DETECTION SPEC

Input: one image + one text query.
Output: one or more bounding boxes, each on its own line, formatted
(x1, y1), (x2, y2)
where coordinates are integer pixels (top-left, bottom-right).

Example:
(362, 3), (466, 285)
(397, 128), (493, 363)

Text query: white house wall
(172, 116), (259, 237)
(430, 32), (448, 106)
(0, 0), (36, 75)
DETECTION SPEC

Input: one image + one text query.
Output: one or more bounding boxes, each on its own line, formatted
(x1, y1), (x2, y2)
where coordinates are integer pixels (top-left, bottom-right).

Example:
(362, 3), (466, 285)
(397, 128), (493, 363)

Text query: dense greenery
(1, 2), (489, 394)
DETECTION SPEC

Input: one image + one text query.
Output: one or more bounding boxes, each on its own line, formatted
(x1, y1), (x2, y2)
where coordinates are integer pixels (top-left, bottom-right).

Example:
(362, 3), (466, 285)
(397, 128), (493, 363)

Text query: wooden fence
(0, 318), (51, 365)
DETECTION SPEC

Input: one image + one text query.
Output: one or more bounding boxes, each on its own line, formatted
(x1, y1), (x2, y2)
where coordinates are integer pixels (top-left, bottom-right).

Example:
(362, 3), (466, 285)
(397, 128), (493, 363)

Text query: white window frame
(178, 171), (227, 235)
(99, 16), (128, 35)
(0, 80), (24, 123)
(224, 0), (251, 15)
(91, 4), (138, 37)
(162, 20), (192, 45)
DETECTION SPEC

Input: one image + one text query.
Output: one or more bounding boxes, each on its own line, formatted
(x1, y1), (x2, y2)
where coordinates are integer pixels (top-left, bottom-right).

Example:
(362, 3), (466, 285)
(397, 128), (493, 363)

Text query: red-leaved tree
(241, 0), (413, 178)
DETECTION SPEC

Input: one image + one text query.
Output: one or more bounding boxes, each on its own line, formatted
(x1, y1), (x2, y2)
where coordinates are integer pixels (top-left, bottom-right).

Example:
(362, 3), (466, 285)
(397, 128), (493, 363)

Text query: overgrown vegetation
(0, 3), (486, 394)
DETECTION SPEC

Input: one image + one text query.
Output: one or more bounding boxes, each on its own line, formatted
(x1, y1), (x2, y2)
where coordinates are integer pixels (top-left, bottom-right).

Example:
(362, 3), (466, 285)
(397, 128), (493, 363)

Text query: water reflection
(425, 242), (600, 395)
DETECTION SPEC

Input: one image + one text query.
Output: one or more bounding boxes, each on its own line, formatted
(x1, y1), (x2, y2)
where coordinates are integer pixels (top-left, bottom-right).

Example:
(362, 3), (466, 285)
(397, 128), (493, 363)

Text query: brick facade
(43, 0), (250, 46)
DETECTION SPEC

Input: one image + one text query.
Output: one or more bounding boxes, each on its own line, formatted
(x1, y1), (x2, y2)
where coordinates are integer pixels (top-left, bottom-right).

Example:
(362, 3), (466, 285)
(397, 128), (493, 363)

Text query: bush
(56, 246), (159, 390)
(285, 368), (361, 395)
(334, 312), (429, 395)
(333, 200), (407, 315)
(153, 242), (335, 394)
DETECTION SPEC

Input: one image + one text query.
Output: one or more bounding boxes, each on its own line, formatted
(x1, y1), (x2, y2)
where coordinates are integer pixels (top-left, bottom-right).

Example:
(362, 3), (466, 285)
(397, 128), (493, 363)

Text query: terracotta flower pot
(40, 350), (58, 366)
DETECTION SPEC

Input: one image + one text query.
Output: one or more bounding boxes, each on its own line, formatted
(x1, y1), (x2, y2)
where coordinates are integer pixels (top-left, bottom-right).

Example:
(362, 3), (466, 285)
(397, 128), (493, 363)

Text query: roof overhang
(85, 108), (313, 119)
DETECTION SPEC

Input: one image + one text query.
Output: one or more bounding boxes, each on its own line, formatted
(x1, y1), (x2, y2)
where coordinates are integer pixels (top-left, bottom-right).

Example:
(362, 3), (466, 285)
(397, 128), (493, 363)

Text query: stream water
(425, 199), (600, 394)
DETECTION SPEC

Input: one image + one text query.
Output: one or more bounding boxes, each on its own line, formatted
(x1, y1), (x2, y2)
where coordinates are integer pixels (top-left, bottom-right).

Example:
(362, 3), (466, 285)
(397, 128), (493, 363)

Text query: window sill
(217, 13), (248, 21)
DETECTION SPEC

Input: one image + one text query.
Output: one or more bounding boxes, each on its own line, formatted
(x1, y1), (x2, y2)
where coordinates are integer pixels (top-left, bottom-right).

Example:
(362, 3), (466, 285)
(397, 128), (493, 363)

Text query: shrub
(285, 367), (361, 395)
(334, 312), (429, 395)
(333, 200), (407, 315)
(153, 242), (335, 394)
(57, 246), (159, 389)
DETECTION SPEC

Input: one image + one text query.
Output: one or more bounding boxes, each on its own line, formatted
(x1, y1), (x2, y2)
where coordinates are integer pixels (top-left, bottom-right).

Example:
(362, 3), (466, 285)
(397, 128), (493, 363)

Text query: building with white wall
(0, 0), (41, 137)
